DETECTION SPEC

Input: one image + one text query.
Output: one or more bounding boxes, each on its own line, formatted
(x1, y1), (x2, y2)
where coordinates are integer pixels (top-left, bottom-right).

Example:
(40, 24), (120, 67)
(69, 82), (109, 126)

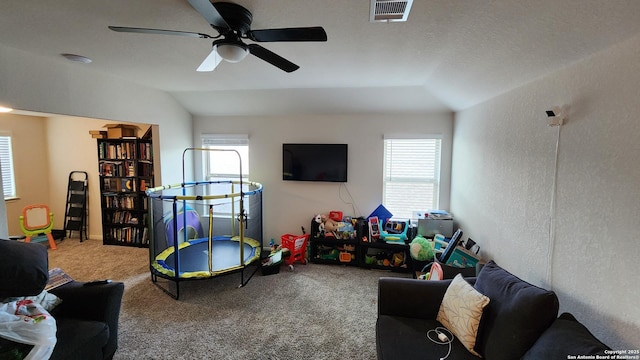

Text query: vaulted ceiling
(2, 0), (640, 116)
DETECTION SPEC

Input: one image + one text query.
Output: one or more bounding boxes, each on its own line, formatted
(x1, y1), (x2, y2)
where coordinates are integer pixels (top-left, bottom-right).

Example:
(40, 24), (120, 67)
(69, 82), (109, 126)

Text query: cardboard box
(104, 124), (140, 139)
(89, 130), (107, 139)
(444, 246), (480, 268)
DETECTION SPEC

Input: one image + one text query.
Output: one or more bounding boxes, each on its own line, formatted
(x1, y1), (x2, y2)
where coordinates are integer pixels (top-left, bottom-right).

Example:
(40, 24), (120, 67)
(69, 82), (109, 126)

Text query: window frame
(382, 136), (442, 220)
(0, 133), (17, 200)
(200, 134), (250, 218)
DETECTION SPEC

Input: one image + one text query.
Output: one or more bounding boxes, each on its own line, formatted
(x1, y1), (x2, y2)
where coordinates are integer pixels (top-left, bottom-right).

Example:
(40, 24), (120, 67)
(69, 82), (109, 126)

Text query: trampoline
(153, 236), (260, 278)
(146, 148), (263, 299)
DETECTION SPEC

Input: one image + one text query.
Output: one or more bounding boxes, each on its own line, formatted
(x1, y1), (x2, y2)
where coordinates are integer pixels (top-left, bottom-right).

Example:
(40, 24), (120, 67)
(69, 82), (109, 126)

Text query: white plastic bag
(0, 299), (57, 360)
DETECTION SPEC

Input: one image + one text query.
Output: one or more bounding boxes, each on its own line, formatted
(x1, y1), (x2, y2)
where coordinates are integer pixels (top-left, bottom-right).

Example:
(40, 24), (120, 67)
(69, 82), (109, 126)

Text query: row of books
(100, 161), (136, 177)
(139, 142), (153, 161)
(107, 210), (145, 225)
(102, 178), (152, 193)
(137, 161), (153, 177)
(99, 142), (138, 160)
(103, 194), (139, 209)
(106, 226), (149, 245)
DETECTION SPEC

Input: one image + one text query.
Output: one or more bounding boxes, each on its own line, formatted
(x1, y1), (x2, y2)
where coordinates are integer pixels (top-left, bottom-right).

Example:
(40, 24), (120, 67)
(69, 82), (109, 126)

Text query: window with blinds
(201, 134), (249, 180)
(0, 135), (16, 199)
(201, 134), (249, 216)
(383, 138), (441, 219)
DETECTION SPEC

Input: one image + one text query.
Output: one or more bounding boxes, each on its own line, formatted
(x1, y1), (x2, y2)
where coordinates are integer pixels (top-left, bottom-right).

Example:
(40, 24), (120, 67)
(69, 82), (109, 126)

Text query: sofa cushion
(436, 274), (489, 356)
(473, 260), (559, 360)
(522, 312), (610, 359)
(376, 316), (480, 360)
(50, 318), (109, 360)
(0, 240), (49, 298)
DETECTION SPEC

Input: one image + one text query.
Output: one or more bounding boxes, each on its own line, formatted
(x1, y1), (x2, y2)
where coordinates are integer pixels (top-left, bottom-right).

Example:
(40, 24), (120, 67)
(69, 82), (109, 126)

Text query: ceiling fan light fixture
(216, 43), (248, 63)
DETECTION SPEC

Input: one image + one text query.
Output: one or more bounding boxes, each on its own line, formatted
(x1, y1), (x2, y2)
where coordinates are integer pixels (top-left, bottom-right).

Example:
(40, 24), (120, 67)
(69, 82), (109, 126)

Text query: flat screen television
(282, 143), (348, 182)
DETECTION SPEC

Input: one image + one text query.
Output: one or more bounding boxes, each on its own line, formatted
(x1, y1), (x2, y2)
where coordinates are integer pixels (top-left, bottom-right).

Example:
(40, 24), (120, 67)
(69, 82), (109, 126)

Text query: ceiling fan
(109, 0), (327, 72)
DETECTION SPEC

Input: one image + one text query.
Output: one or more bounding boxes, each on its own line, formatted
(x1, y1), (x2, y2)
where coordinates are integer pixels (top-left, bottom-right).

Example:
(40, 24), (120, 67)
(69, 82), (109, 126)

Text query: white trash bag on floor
(0, 299), (57, 360)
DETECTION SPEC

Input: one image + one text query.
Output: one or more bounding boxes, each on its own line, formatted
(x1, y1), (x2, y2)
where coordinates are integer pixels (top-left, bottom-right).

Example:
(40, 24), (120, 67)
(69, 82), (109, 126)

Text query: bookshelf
(97, 138), (153, 247)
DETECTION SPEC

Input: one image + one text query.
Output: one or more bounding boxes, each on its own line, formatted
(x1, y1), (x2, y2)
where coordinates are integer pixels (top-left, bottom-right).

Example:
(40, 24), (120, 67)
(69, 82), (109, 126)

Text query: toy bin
(281, 233), (309, 268)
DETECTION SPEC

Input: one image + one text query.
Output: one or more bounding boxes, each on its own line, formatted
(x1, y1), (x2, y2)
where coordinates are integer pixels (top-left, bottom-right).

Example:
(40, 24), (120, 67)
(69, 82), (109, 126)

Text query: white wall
(0, 43), (192, 186)
(451, 34), (640, 348)
(0, 43), (193, 237)
(193, 113), (453, 242)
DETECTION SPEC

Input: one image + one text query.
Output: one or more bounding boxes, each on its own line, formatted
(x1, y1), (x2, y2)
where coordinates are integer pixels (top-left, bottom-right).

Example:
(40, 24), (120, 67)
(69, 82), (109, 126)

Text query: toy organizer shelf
(308, 217), (411, 272)
(97, 138), (153, 247)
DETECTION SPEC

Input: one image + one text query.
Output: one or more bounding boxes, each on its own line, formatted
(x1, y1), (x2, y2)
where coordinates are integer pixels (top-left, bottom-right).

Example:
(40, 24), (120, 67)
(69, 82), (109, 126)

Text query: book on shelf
(121, 178), (135, 192)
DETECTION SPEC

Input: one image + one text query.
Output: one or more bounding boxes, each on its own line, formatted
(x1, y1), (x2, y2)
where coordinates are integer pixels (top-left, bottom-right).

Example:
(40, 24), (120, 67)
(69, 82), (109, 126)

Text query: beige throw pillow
(436, 274), (490, 356)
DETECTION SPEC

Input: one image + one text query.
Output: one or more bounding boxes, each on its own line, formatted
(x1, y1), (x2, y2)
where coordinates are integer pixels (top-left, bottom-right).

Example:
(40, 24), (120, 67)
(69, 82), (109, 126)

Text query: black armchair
(0, 239), (124, 360)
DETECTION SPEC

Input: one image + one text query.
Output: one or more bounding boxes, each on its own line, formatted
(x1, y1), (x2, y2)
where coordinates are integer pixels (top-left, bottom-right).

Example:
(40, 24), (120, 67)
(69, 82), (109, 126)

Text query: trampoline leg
(239, 261), (261, 288)
(150, 274), (180, 300)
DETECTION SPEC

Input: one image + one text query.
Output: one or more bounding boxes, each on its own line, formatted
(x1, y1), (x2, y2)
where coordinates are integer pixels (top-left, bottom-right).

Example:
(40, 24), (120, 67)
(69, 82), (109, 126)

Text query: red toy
(281, 233), (309, 270)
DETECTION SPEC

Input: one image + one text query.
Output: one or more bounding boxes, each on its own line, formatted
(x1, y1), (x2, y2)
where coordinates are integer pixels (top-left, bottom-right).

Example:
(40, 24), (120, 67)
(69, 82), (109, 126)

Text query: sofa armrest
(49, 281), (124, 359)
(378, 277), (449, 319)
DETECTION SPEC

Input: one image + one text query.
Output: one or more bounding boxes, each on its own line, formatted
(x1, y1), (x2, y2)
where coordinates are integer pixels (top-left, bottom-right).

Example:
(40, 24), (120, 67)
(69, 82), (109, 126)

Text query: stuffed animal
(409, 235), (434, 261)
(321, 214), (340, 233)
(314, 214), (325, 236)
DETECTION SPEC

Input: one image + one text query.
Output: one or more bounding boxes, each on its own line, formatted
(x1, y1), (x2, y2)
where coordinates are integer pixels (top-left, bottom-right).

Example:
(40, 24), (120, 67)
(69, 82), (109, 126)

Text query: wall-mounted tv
(283, 143), (348, 182)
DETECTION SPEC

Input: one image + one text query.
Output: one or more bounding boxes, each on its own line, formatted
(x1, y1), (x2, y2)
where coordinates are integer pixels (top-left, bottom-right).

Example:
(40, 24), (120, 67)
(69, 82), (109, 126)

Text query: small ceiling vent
(370, 0), (413, 22)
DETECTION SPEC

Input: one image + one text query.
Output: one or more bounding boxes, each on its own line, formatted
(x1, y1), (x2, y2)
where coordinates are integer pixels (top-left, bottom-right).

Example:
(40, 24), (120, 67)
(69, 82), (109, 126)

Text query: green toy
(409, 235), (434, 261)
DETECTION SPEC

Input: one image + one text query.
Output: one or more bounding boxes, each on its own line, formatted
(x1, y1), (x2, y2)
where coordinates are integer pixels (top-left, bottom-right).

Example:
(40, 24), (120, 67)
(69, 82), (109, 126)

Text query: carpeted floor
(47, 237), (409, 359)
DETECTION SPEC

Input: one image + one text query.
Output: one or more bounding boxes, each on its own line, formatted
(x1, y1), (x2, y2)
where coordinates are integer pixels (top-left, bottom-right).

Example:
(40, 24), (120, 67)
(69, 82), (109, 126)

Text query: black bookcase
(97, 138), (153, 247)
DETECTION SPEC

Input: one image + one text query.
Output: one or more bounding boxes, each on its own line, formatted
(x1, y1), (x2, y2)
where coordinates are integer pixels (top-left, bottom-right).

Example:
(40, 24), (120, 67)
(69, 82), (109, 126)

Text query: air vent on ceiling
(370, 0), (413, 22)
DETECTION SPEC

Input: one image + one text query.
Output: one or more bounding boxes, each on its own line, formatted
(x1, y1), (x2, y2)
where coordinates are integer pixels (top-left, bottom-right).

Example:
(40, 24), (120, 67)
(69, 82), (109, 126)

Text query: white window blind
(201, 134), (249, 216)
(0, 135), (16, 199)
(383, 138), (441, 219)
(202, 134), (249, 179)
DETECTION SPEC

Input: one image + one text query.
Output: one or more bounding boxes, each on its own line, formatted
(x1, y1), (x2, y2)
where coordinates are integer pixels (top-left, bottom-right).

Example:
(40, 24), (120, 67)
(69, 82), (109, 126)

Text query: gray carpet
(48, 238), (409, 359)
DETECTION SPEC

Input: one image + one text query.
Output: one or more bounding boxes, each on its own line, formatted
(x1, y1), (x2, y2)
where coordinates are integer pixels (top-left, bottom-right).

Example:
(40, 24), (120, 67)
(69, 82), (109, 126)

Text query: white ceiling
(2, 0), (640, 116)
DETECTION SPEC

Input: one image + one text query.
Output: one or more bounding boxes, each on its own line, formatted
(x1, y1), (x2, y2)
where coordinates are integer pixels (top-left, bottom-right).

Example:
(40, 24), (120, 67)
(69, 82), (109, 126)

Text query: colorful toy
(321, 214), (340, 233)
(365, 255), (376, 265)
(20, 204), (57, 250)
(339, 252), (353, 262)
(392, 252), (404, 267)
(409, 235), (434, 261)
(368, 216), (380, 240)
(317, 246), (339, 261)
(380, 219), (409, 243)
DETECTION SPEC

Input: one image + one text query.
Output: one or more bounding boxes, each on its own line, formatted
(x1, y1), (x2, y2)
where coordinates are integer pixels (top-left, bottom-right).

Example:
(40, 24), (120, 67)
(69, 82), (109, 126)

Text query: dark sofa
(0, 239), (124, 360)
(376, 260), (610, 360)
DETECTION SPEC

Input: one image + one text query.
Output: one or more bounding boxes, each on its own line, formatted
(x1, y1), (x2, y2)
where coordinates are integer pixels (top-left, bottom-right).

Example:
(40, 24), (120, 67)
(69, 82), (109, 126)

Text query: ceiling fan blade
(197, 45), (222, 72)
(249, 26), (327, 42)
(188, 0), (231, 30)
(108, 26), (212, 38)
(248, 44), (299, 73)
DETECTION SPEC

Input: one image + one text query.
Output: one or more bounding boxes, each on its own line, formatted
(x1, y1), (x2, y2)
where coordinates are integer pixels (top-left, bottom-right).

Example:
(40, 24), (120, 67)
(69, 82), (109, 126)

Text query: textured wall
(451, 34), (640, 348)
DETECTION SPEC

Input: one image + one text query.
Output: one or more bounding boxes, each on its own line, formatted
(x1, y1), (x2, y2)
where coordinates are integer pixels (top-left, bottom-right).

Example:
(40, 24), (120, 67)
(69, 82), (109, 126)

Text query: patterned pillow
(436, 274), (490, 356)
